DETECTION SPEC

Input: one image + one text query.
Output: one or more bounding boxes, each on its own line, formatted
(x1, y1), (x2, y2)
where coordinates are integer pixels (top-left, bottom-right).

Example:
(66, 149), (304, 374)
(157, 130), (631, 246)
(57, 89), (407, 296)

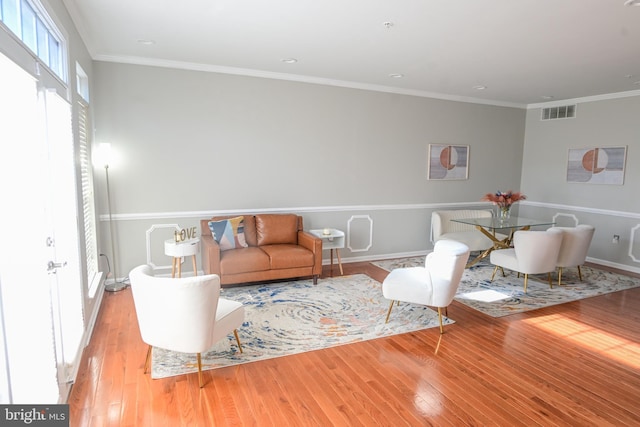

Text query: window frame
(0, 0), (67, 85)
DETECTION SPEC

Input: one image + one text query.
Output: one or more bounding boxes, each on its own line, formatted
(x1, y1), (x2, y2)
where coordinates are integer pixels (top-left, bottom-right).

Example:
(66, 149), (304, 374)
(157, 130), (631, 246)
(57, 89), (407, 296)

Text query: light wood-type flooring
(68, 261), (640, 426)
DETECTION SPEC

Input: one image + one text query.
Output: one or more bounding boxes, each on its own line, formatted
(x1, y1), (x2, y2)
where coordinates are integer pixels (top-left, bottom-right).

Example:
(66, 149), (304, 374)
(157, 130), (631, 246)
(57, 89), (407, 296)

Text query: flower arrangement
(481, 190), (527, 208)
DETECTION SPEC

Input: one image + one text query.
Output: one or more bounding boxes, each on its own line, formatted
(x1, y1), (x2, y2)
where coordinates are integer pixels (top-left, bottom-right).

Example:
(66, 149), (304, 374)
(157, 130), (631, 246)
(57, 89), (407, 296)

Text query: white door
(0, 52), (83, 403)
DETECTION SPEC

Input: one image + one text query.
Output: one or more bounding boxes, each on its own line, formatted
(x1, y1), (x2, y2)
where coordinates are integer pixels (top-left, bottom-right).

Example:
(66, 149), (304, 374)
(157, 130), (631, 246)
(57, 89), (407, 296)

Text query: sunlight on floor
(523, 314), (640, 369)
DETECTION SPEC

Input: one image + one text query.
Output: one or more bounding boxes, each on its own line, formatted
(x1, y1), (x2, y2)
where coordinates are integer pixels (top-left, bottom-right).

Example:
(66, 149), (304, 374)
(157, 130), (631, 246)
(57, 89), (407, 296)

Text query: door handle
(47, 260), (68, 273)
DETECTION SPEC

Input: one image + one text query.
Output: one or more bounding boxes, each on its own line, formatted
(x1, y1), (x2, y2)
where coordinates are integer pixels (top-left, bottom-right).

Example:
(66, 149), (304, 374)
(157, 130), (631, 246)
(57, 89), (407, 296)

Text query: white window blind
(78, 101), (99, 297)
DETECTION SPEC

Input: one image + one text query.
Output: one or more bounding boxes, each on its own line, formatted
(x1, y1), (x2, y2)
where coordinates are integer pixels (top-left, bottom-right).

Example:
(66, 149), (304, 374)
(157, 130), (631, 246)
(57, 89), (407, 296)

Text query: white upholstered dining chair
(553, 224), (595, 286)
(129, 264), (244, 387)
(431, 209), (506, 251)
(490, 228), (563, 293)
(382, 240), (470, 334)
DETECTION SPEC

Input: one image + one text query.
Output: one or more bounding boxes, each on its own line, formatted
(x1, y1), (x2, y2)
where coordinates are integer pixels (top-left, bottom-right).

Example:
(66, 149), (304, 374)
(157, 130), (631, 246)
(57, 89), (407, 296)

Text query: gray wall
(92, 62), (526, 278)
(520, 96), (640, 271)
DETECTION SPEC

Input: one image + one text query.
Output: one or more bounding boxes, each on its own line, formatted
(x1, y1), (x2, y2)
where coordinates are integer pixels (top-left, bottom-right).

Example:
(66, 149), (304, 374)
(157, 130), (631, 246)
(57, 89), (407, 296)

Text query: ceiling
(63, 0), (640, 108)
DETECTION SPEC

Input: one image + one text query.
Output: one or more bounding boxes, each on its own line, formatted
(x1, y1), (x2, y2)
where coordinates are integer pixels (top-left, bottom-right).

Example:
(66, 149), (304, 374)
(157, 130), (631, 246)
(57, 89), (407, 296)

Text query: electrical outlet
(612, 235), (620, 244)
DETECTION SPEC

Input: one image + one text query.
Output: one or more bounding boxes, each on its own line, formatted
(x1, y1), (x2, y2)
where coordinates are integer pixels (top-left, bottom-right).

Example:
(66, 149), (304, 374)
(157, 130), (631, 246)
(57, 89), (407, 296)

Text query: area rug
(151, 273), (449, 379)
(373, 256), (640, 317)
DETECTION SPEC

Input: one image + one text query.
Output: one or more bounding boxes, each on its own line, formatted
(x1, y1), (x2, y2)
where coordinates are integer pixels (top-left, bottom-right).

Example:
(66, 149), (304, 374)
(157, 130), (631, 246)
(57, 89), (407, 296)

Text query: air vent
(541, 105), (576, 120)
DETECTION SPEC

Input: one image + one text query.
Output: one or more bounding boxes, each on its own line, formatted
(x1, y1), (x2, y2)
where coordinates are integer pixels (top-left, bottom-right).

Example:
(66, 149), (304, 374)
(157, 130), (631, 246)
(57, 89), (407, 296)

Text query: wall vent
(541, 104), (576, 120)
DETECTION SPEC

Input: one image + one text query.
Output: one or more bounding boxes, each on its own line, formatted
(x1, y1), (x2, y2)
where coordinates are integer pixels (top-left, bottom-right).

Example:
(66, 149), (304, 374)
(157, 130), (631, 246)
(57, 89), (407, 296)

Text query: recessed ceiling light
(281, 58), (298, 64)
(541, 95), (554, 100)
(136, 39), (155, 45)
(388, 73), (404, 78)
(624, 0), (640, 6)
(472, 85), (487, 90)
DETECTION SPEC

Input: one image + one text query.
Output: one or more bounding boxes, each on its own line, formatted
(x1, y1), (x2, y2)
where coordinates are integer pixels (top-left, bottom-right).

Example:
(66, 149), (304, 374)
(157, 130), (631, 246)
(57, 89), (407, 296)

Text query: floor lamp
(101, 143), (127, 292)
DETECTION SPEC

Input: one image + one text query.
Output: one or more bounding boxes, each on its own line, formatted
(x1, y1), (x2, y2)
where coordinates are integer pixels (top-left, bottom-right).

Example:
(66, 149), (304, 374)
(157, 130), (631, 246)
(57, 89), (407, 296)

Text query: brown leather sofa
(200, 213), (322, 287)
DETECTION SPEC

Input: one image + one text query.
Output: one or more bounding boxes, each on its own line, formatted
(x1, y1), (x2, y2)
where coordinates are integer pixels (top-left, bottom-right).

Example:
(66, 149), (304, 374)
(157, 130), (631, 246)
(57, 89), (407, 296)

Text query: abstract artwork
(566, 146), (627, 185)
(428, 144), (469, 180)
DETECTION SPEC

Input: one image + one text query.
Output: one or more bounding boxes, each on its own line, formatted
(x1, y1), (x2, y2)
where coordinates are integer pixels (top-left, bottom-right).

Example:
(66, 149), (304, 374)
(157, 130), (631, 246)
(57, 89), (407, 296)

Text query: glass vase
(498, 206), (511, 222)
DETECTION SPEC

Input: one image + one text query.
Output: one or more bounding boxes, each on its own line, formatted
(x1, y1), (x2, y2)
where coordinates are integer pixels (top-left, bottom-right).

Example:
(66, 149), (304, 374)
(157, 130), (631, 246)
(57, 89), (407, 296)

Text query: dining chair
(553, 224), (595, 286)
(382, 240), (470, 334)
(490, 228), (563, 293)
(129, 264), (244, 387)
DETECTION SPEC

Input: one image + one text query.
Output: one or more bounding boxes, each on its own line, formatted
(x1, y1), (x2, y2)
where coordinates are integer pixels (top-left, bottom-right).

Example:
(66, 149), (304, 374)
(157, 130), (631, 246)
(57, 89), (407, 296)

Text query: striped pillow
(208, 216), (248, 251)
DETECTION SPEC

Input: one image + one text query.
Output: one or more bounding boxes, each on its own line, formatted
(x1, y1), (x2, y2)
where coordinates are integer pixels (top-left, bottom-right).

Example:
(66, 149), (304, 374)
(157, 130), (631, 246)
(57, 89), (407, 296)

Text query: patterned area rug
(151, 273), (448, 379)
(373, 256), (640, 317)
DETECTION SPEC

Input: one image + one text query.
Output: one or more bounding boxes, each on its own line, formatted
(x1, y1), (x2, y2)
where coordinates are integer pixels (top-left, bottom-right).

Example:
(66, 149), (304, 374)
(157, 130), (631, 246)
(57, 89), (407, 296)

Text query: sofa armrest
(298, 231), (323, 275)
(201, 235), (221, 275)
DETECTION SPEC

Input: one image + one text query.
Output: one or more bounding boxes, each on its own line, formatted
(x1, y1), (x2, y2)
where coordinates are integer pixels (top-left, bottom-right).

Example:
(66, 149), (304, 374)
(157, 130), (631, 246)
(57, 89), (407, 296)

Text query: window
(77, 62), (99, 296)
(0, 0), (65, 81)
(78, 100), (100, 297)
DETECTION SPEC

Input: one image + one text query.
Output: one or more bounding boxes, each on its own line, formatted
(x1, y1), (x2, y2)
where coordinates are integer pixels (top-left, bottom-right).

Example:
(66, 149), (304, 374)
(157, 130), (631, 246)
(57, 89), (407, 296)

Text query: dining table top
(451, 215), (556, 231)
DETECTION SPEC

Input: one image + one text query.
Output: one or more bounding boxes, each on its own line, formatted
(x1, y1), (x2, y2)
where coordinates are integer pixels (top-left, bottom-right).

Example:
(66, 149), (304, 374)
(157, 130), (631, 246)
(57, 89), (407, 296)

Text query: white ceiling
(62, 0), (640, 108)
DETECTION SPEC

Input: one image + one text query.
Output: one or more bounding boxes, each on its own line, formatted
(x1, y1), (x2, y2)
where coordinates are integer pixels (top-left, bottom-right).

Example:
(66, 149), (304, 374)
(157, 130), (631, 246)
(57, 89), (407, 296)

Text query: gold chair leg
(437, 307), (444, 335)
(548, 272), (553, 289)
(558, 267), (563, 286)
(491, 265), (499, 282)
(578, 265), (583, 281)
(234, 329), (243, 353)
(197, 353), (204, 388)
(144, 345), (152, 374)
(523, 274), (529, 293)
(385, 300), (395, 323)
(500, 267), (505, 277)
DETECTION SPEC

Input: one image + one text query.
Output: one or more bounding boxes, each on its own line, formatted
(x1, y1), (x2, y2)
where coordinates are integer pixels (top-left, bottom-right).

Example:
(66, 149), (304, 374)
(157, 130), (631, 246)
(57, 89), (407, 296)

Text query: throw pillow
(208, 216), (248, 251)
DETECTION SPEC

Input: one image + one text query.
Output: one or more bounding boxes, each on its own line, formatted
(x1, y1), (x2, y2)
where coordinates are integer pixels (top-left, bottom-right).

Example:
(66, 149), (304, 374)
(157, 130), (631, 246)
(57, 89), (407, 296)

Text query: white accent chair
(431, 209), (507, 251)
(490, 228), (563, 293)
(129, 264), (245, 387)
(553, 224), (595, 286)
(382, 240), (470, 334)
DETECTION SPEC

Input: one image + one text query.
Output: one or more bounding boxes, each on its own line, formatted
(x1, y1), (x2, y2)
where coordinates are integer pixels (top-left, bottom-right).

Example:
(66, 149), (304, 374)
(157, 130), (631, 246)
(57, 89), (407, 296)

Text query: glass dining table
(451, 215), (556, 267)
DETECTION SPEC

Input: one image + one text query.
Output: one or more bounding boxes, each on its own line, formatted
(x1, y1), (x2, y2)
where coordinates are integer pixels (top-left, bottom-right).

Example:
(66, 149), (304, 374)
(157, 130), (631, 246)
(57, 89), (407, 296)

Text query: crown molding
(93, 54), (527, 109)
(527, 89), (640, 109)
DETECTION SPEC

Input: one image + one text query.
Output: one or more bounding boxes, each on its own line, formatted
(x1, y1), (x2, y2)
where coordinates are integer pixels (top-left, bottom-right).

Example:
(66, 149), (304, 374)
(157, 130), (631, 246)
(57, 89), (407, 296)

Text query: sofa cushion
(220, 247), (270, 275)
(255, 214), (298, 246)
(208, 216), (249, 251)
(260, 245), (314, 269)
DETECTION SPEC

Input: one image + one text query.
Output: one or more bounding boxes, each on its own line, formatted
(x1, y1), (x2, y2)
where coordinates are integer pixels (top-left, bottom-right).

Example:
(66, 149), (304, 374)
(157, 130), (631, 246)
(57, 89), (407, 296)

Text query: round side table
(164, 238), (200, 278)
(309, 229), (345, 276)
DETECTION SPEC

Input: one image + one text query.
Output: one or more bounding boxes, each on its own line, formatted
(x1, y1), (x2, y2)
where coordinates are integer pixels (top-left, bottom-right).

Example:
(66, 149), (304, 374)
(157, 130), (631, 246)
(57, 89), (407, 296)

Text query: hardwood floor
(68, 261), (640, 426)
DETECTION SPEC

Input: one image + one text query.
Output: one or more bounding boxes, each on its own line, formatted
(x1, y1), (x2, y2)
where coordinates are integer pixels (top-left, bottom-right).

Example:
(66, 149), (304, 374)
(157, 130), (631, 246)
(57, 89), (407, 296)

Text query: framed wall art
(566, 146), (627, 185)
(427, 144), (469, 180)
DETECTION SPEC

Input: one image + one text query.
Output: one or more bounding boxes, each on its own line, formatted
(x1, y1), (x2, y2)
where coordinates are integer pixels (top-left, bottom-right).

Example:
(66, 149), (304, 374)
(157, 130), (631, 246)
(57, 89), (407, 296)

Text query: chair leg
(437, 307), (444, 335)
(491, 265), (499, 282)
(385, 300), (395, 323)
(578, 265), (583, 281)
(234, 329), (243, 353)
(558, 267), (563, 286)
(144, 345), (152, 374)
(523, 274), (529, 293)
(548, 272), (553, 289)
(197, 353), (204, 388)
